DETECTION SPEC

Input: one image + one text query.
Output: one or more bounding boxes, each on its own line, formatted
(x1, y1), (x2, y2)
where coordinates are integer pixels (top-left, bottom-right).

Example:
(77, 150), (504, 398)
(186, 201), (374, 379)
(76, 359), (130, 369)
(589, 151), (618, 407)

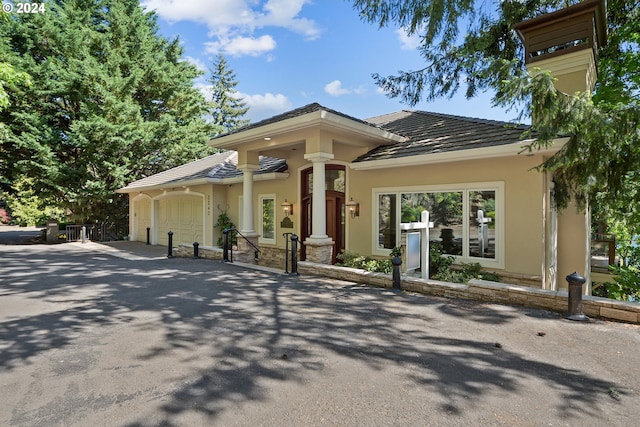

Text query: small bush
(429, 242), (454, 277)
(336, 250), (392, 274)
(214, 211), (236, 247)
(433, 262), (500, 284)
(592, 264), (640, 302)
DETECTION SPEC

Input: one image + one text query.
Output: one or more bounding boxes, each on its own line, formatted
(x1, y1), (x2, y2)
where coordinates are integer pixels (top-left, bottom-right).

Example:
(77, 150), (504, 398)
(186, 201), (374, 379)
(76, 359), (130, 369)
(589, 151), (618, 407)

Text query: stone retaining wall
(298, 261), (640, 324)
(174, 244), (223, 260)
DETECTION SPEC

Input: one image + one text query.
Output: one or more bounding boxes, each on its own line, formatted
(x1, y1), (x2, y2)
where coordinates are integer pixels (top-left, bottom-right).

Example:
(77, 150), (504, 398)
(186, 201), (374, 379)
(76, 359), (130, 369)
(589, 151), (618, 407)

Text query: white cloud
(141, 0), (321, 58)
(238, 92), (292, 122)
(141, 0), (255, 31)
(184, 55), (207, 72)
(204, 35), (277, 57)
(324, 80), (350, 96)
(324, 80), (365, 97)
(396, 28), (421, 51)
(259, 0), (322, 40)
(196, 85), (292, 122)
(194, 82), (212, 100)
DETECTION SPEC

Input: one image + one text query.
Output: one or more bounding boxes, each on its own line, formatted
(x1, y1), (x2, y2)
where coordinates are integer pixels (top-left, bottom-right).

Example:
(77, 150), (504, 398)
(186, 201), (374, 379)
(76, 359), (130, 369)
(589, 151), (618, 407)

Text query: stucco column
(303, 152), (334, 264)
(239, 164), (259, 234)
(236, 163), (260, 264)
(304, 152), (333, 238)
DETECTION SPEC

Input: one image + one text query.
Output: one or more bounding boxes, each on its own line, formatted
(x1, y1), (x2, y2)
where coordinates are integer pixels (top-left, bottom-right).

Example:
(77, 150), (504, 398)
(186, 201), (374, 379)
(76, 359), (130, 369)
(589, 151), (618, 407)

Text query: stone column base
(304, 238), (334, 264)
(236, 233), (259, 264)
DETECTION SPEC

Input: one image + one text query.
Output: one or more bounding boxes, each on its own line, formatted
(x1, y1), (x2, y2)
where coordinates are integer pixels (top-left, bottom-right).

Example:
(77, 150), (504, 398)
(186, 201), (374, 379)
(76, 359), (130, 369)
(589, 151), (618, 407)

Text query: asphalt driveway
(1, 237), (639, 426)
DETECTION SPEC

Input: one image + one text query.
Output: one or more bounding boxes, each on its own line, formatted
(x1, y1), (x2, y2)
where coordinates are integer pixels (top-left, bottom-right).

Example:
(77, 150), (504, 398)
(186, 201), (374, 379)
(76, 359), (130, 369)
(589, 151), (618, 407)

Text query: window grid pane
(262, 198), (275, 240)
(468, 190), (496, 259)
(378, 194), (396, 249)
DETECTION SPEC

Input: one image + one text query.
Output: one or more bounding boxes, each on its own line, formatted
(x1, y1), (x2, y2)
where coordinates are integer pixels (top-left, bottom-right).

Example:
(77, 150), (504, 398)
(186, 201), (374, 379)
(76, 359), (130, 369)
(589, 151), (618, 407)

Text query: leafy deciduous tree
(351, 0), (639, 212)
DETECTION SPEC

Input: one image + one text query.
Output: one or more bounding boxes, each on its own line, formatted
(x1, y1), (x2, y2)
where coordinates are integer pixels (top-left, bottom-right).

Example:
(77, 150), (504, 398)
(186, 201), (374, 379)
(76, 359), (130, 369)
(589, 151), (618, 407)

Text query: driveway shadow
(0, 246), (634, 426)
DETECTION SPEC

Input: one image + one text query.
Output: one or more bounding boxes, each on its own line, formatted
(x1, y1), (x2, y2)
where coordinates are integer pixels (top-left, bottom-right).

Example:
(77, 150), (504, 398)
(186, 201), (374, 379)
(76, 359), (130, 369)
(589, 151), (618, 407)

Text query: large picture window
(373, 183), (503, 268)
(259, 194), (276, 244)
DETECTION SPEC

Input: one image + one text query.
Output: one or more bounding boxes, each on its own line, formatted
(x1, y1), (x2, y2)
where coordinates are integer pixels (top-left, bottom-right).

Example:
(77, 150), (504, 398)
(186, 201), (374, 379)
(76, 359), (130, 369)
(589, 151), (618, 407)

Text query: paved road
(0, 225), (43, 245)
(1, 237), (639, 426)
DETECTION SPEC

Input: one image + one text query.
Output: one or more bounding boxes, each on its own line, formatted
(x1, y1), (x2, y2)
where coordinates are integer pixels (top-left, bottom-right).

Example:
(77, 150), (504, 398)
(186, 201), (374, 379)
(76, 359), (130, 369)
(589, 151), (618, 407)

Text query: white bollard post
(81, 226), (87, 244)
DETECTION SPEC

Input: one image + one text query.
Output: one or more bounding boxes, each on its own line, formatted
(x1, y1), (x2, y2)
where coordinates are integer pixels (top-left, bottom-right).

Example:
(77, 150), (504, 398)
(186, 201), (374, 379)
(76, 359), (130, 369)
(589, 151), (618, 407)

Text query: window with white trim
(373, 183), (504, 268)
(259, 194), (276, 244)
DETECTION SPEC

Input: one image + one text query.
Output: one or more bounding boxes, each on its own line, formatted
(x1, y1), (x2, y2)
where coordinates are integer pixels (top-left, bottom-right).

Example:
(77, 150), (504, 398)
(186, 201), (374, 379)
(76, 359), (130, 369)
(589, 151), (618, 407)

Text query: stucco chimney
(515, 0), (607, 94)
(514, 0), (608, 293)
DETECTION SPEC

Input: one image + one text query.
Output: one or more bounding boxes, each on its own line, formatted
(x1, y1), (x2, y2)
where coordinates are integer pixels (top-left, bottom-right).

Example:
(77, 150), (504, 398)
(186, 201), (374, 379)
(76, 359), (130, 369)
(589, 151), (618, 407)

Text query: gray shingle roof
(214, 102), (383, 138)
(354, 110), (531, 162)
(119, 151), (287, 192)
(121, 106), (531, 192)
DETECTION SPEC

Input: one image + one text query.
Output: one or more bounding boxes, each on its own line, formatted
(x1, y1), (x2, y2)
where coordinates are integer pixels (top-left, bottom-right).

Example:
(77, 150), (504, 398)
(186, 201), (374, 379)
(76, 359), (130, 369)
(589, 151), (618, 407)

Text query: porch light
(281, 199), (293, 216)
(346, 198), (359, 218)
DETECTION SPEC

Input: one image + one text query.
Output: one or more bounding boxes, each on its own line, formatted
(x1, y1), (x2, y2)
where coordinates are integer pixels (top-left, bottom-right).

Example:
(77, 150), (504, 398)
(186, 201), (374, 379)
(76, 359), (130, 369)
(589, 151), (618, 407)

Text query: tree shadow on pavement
(0, 245), (630, 426)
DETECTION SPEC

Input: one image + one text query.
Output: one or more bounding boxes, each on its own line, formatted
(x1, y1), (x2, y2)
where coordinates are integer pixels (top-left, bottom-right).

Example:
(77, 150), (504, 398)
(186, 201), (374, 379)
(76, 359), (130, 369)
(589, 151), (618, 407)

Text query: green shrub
(432, 261), (500, 284)
(429, 242), (454, 277)
(336, 250), (392, 274)
(214, 211), (236, 247)
(593, 264), (640, 302)
(336, 246), (500, 282)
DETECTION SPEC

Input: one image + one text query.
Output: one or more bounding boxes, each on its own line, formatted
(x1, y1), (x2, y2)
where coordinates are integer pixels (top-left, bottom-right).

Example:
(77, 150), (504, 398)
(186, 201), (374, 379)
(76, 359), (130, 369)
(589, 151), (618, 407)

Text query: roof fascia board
(116, 172), (290, 193)
(220, 172), (289, 185)
(210, 110), (406, 149)
(349, 137), (568, 171)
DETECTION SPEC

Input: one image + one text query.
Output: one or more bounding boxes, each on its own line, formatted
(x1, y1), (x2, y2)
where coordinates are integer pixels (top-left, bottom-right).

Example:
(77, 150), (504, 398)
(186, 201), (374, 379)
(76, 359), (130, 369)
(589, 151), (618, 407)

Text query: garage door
(157, 196), (204, 246)
(133, 198), (152, 242)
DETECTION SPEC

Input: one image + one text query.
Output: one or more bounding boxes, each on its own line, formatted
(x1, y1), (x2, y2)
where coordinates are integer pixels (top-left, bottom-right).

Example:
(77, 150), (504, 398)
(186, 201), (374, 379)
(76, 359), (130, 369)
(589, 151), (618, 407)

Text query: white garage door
(157, 196), (204, 246)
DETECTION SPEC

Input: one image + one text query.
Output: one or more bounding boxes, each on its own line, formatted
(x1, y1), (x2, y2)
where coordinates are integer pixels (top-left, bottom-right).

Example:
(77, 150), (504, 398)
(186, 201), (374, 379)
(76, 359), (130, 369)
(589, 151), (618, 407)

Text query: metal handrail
(222, 227), (261, 262)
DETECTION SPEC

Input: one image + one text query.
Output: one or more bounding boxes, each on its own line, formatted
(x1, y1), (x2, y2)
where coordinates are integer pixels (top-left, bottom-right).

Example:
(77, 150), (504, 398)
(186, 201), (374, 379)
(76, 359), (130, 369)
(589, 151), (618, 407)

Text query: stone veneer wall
(258, 246), (286, 269)
(298, 261), (640, 324)
(173, 244), (223, 260)
(174, 244), (300, 271)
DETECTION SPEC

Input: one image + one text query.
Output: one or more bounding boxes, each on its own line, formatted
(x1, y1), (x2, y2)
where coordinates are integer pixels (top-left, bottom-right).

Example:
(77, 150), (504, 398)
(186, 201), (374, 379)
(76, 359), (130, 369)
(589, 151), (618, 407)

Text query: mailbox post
(46, 219), (59, 243)
(400, 211), (434, 279)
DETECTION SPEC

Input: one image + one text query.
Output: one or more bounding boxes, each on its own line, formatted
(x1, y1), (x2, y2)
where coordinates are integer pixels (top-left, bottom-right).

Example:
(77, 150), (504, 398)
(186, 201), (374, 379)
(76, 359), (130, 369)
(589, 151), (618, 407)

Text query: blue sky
(141, 0), (523, 124)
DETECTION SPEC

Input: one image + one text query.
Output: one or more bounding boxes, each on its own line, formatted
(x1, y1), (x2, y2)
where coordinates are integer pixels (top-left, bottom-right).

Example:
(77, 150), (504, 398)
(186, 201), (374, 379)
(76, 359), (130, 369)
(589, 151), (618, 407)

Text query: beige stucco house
(118, 0), (606, 293)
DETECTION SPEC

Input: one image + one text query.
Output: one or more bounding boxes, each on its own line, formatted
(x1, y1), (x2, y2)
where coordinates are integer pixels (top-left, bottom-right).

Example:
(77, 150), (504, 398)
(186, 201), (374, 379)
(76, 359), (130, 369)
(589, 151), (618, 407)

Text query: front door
(301, 165), (346, 264)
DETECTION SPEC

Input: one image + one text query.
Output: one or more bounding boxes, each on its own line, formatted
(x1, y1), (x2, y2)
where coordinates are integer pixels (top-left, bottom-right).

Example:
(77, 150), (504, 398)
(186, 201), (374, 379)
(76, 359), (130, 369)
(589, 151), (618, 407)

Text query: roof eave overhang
(349, 137), (568, 171)
(116, 172), (290, 194)
(210, 110), (407, 150)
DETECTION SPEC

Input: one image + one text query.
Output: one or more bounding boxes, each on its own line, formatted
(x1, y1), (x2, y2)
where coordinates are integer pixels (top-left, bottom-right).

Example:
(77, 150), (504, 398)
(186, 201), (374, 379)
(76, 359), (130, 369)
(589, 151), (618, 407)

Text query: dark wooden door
(301, 192), (345, 264)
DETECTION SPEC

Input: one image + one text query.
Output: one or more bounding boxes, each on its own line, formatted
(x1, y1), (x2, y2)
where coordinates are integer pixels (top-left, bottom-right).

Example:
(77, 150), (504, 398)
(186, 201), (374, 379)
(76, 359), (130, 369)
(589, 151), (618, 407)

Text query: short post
(283, 232), (293, 273)
(290, 234), (299, 275)
(146, 227), (150, 245)
(223, 228), (231, 262)
(392, 255), (402, 290)
(167, 231), (174, 258)
(566, 272), (588, 321)
(81, 226), (87, 244)
(193, 241), (199, 259)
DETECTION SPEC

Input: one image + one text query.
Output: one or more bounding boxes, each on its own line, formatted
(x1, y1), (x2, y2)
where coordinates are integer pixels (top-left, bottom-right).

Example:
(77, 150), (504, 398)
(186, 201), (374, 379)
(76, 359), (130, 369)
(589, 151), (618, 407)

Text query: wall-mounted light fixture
(346, 197), (359, 218)
(281, 199), (293, 217)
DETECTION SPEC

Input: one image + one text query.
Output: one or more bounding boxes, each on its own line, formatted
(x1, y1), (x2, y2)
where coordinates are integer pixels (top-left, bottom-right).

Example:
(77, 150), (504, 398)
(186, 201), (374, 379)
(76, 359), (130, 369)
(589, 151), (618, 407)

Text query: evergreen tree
(207, 54), (249, 135)
(0, 0), (213, 222)
(350, 0), (639, 214)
